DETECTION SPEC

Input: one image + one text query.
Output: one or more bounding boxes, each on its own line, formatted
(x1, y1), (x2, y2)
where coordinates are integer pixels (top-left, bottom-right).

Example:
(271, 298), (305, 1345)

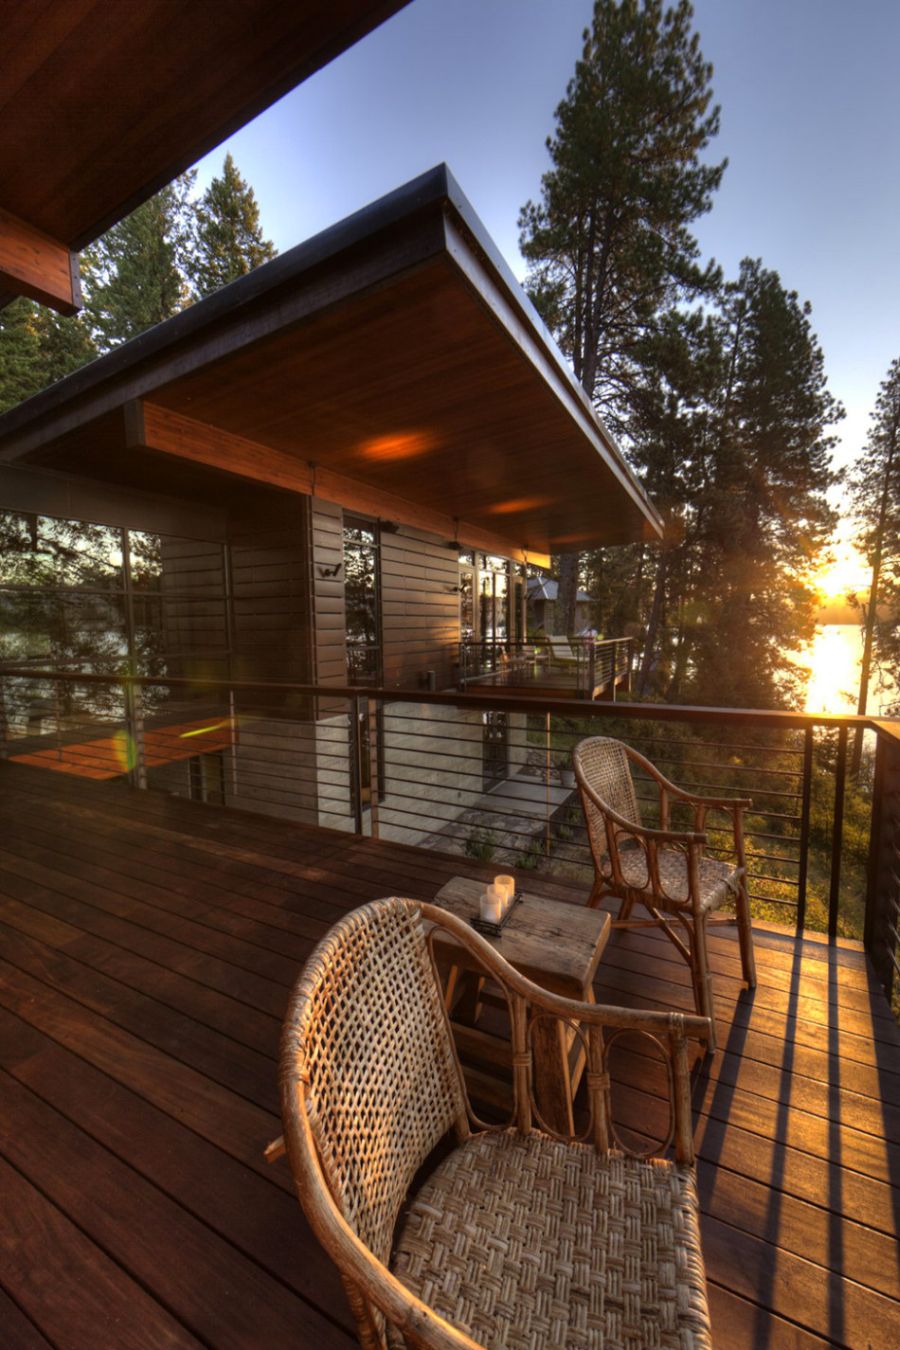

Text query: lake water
(804, 624), (896, 716)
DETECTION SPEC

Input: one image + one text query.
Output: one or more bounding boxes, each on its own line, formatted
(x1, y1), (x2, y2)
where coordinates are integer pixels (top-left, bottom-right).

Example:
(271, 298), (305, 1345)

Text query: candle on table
(495, 875), (515, 910)
(480, 886), (503, 924)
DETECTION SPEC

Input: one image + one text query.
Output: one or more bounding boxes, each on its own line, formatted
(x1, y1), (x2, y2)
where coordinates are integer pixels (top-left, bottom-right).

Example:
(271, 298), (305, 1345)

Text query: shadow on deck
(0, 761), (897, 1348)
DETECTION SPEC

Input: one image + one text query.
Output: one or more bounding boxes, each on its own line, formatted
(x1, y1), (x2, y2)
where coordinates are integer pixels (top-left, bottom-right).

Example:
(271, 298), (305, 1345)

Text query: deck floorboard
(0, 762), (897, 1349)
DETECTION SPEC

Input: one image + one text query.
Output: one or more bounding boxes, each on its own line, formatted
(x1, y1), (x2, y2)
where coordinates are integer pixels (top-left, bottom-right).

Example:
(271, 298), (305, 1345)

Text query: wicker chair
(574, 736), (757, 1053)
(280, 896), (712, 1350)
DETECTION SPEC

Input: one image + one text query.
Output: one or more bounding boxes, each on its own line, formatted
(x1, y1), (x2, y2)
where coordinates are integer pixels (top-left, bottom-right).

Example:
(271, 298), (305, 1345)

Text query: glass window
(0, 509), (123, 589)
(343, 514), (380, 685)
(0, 590), (128, 671)
(478, 566), (510, 642)
(482, 710), (509, 790)
(459, 567), (475, 640)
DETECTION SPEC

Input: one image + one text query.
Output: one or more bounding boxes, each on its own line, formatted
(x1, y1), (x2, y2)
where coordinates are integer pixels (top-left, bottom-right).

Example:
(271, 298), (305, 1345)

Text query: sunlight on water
(804, 626), (862, 715)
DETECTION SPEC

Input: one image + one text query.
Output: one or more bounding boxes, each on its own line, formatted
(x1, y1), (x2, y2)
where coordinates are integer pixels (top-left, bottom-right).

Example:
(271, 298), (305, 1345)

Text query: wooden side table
(432, 876), (611, 1135)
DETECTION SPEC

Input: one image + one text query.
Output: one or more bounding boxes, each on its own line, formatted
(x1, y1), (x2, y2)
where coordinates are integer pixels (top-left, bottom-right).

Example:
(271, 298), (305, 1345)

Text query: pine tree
(0, 298), (96, 414)
(192, 154), (276, 299)
(84, 172), (196, 350)
(0, 300), (41, 413)
(848, 357), (900, 748)
(681, 260), (840, 708)
(518, 0), (725, 632)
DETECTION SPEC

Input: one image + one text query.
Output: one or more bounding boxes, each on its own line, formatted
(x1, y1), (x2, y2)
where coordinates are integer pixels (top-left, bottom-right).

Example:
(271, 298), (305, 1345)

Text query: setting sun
(812, 542), (871, 621)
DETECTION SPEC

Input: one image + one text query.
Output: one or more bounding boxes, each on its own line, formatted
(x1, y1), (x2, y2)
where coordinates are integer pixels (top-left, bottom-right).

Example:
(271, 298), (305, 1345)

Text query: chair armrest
(578, 776), (707, 846)
(421, 901), (708, 1164)
(620, 743), (751, 811)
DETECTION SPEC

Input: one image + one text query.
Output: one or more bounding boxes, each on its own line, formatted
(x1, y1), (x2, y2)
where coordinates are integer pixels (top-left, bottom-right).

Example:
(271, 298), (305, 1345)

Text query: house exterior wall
(1, 466), (531, 843)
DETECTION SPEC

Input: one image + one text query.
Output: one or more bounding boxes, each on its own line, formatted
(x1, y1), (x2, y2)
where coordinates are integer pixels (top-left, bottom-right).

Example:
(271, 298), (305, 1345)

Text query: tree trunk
(850, 428), (896, 777)
(636, 548), (668, 697)
(556, 553), (580, 636)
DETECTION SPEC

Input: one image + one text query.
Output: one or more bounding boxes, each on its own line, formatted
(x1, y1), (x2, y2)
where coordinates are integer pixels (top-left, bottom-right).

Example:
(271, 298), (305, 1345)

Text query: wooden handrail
(0, 666), (887, 732)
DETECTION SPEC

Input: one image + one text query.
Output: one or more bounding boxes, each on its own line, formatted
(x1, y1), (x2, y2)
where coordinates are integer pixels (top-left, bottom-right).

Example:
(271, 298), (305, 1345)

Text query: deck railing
(1, 666), (898, 1007)
(458, 636), (632, 697)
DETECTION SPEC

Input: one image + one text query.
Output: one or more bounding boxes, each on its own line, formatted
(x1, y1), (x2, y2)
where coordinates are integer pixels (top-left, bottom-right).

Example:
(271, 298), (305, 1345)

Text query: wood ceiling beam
(0, 206), (82, 315)
(126, 401), (551, 568)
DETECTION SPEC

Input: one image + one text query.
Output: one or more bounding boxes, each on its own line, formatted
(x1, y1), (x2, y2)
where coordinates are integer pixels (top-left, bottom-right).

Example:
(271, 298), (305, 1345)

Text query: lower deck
(0, 762), (897, 1348)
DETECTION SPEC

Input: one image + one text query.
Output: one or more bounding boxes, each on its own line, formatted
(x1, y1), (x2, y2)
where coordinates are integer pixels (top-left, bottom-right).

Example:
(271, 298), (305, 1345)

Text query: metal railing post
(828, 725), (848, 940)
(349, 694), (365, 835)
(366, 696), (379, 839)
(796, 725), (814, 934)
(545, 709), (552, 857)
(124, 679), (147, 789)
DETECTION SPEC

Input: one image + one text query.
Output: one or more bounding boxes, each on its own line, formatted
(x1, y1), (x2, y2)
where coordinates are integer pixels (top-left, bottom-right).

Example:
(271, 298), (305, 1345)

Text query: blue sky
(196, 0), (900, 485)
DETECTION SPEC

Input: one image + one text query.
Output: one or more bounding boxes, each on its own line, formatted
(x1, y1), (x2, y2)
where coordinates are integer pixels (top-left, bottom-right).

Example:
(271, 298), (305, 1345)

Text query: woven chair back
(281, 899), (466, 1291)
(574, 736), (642, 857)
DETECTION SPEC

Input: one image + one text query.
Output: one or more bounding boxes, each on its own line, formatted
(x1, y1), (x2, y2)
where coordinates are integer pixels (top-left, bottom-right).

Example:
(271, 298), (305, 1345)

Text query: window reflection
(343, 514), (380, 685)
(0, 509), (227, 681)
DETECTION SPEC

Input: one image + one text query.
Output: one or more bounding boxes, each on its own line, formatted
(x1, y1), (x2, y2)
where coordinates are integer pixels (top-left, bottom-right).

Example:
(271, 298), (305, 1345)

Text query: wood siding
(309, 498), (346, 689)
(381, 526), (460, 690)
(155, 538), (229, 681)
(228, 500), (311, 687)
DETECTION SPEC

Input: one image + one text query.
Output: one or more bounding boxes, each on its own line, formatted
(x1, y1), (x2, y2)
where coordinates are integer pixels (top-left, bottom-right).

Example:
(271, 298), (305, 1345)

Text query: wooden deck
(0, 761), (897, 1349)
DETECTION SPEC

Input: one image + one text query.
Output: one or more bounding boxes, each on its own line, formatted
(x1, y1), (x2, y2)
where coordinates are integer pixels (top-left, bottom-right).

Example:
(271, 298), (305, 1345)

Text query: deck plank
(0, 761), (897, 1349)
(0, 1071), (353, 1349)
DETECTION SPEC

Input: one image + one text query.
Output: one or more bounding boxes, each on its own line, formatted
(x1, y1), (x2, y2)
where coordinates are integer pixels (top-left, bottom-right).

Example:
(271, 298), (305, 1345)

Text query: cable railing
(458, 636), (633, 699)
(1, 667), (897, 1008)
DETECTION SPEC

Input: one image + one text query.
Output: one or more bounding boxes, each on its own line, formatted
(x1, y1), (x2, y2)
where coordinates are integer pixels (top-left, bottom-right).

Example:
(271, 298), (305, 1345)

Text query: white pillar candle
(480, 888), (503, 923)
(495, 875), (515, 909)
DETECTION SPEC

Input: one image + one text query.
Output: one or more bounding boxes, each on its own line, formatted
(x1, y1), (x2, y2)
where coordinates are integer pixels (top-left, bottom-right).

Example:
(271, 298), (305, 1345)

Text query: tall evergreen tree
(192, 154), (276, 298)
(848, 357), (900, 748)
(676, 260), (840, 708)
(0, 298), (96, 414)
(84, 171), (196, 350)
(518, 0), (725, 632)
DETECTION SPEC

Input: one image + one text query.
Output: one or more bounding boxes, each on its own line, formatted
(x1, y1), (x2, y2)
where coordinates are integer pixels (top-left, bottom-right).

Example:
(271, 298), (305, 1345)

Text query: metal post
(545, 710), (552, 857)
(366, 696), (379, 839)
(828, 725), (848, 941)
(863, 731), (887, 966)
(124, 679), (147, 789)
(796, 725), (814, 935)
(349, 695), (365, 835)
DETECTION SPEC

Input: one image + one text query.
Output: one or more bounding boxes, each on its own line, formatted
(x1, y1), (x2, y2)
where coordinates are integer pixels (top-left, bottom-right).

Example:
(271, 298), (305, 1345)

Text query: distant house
(527, 576), (597, 635)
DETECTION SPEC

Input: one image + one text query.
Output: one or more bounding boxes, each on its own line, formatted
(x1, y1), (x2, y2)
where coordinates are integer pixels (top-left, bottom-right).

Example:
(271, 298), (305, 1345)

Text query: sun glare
(804, 626), (861, 715)
(813, 542), (871, 611)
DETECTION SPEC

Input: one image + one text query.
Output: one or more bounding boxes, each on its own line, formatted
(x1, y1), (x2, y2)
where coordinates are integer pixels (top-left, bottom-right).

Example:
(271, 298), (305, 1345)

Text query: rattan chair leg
(735, 878), (757, 988)
(692, 914), (717, 1054)
(617, 893), (636, 923)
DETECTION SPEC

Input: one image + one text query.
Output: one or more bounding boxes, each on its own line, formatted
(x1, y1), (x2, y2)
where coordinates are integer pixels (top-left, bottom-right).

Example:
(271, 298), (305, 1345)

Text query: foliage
(521, 3), (842, 710)
(519, 0), (725, 635)
(0, 298), (96, 414)
(514, 838), (544, 870)
(847, 356), (900, 704)
(192, 154), (276, 299)
(1, 155), (274, 412)
(464, 826), (497, 862)
(82, 172), (197, 349)
(581, 260), (841, 709)
(519, 0), (724, 423)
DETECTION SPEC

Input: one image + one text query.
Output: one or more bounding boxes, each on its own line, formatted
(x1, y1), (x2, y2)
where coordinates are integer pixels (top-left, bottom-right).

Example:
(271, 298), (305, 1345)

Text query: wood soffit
(0, 170), (662, 553)
(0, 1), (408, 250)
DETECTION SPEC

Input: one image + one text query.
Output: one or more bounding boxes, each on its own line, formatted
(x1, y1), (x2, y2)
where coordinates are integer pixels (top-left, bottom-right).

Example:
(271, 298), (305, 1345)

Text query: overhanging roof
(0, 0), (408, 311)
(0, 166), (663, 559)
